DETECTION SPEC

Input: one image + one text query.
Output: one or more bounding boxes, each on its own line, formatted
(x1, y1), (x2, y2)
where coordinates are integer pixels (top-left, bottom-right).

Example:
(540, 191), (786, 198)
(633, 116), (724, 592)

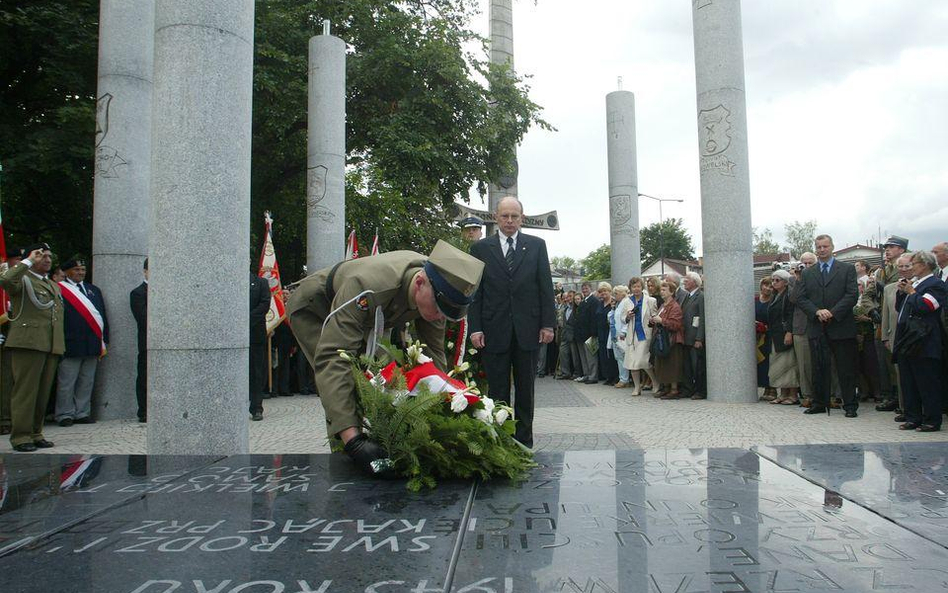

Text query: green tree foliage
(581, 244), (611, 280)
(0, 1), (99, 260)
(753, 227), (782, 255)
(639, 218), (695, 266)
(1, 1), (549, 279)
(784, 219), (818, 259)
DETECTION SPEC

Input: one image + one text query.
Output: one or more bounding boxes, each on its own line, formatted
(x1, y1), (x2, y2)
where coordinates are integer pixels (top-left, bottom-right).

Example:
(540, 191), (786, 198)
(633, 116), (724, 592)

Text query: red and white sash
(58, 281), (106, 354)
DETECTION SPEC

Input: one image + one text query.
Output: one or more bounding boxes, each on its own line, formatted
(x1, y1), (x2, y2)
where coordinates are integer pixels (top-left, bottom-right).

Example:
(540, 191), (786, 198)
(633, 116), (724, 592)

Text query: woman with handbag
(650, 281), (685, 399)
(893, 250), (947, 432)
(623, 277), (658, 395)
(767, 270), (799, 404)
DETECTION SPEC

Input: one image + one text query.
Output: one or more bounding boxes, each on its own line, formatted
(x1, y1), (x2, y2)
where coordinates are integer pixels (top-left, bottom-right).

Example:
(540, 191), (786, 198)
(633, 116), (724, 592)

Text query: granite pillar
(148, 0), (255, 454)
(306, 28), (346, 273)
(90, 0), (155, 421)
(486, 0), (518, 235)
(692, 0), (756, 402)
(606, 90), (640, 285)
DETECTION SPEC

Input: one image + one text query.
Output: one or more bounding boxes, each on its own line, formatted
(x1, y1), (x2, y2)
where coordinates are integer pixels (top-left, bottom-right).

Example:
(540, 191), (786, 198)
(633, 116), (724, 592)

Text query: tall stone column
(487, 0), (518, 235)
(306, 24), (346, 273)
(692, 0), (756, 402)
(148, 0), (255, 454)
(90, 0), (155, 421)
(606, 90), (640, 285)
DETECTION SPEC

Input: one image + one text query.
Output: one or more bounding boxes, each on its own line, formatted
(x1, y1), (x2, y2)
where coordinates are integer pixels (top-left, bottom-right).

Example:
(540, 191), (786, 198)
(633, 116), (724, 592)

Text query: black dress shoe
(899, 422), (920, 430)
(583, 379), (598, 384)
(13, 442), (37, 452)
(58, 418), (73, 427)
(894, 414), (906, 422)
(33, 439), (55, 448)
(74, 417), (96, 424)
(138, 416), (147, 423)
(844, 411), (858, 418)
(803, 407), (827, 415)
(916, 424), (940, 432)
(875, 400), (897, 411)
(251, 412), (263, 421)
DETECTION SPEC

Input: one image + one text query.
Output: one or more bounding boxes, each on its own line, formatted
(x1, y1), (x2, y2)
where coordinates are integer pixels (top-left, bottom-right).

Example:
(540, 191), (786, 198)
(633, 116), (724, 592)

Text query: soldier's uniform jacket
(286, 251), (446, 433)
(0, 263), (65, 355)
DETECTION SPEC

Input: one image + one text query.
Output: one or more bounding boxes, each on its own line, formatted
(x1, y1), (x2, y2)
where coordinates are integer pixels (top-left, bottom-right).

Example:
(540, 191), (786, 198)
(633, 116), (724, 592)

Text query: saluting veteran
(0, 243), (65, 452)
(287, 240), (484, 473)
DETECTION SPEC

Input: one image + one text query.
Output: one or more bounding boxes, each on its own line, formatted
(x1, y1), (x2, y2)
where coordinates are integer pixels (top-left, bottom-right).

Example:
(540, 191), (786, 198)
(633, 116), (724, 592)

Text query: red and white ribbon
(58, 281), (105, 355)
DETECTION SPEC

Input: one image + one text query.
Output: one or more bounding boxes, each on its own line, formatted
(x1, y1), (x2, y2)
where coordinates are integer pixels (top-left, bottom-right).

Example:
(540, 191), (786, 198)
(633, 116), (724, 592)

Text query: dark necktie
(78, 283), (87, 297)
(821, 263), (829, 282)
(505, 236), (515, 270)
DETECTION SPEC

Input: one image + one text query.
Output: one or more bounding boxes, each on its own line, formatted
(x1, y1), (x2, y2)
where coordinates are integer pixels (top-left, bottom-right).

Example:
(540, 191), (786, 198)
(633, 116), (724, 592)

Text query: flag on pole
(370, 229), (379, 256)
(345, 229), (359, 260)
(257, 211), (286, 334)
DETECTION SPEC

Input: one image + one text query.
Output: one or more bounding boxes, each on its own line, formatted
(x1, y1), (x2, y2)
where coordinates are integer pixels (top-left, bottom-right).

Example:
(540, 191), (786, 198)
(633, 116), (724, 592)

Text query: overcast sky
(470, 0), (948, 260)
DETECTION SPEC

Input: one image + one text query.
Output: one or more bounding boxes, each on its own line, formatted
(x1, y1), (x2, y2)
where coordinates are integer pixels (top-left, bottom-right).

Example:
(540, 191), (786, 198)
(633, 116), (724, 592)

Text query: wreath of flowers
(341, 342), (534, 491)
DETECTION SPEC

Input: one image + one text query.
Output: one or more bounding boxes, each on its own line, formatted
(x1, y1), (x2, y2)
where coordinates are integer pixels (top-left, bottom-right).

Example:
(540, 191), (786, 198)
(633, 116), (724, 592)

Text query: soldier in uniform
(287, 240), (484, 474)
(459, 216), (484, 243)
(0, 243), (65, 452)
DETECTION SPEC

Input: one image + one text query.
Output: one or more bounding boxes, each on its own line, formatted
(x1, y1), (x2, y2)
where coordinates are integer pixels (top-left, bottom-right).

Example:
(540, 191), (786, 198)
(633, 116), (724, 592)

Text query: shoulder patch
(356, 295), (370, 311)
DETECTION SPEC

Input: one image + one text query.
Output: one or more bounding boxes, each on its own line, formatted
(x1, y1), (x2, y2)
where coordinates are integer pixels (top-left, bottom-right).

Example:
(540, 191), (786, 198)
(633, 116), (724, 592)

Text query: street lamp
(638, 193), (685, 276)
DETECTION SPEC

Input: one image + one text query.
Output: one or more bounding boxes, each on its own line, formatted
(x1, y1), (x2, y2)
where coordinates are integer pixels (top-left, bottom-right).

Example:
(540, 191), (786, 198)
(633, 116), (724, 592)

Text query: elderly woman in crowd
(766, 269), (799, 404)
(893, 250), (947, 432)
(612, 285), (632, 388)
(596, 282), (619, 385)
(623, 277), (658, 395)
(756, 277), (776, 400)
(853, 274), (881, 402)
(651, 281), (685, 399)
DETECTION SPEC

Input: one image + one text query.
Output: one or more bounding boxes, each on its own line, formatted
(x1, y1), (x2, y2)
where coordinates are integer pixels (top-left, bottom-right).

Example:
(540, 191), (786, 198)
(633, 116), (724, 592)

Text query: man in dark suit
(469, 196), (555, 448)
(795, 234), (859, 417)
(573, 282), (599, 383)
(55, 255), (109, 426)
(249, 272), (271, 421)
(129, 259), (148, 422)
(680, 272), (706, 399)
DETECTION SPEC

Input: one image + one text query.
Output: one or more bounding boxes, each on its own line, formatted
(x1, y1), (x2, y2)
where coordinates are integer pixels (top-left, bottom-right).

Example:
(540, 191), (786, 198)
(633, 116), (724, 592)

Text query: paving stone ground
(1, 376), (945, 455)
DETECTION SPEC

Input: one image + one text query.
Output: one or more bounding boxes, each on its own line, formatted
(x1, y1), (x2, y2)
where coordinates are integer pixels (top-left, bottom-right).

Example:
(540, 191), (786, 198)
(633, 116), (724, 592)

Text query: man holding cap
(286, 240), (484, 474)
(459, 216), (484, 243)
(0, 243), (64, 452)
(56, 255), (109, 426)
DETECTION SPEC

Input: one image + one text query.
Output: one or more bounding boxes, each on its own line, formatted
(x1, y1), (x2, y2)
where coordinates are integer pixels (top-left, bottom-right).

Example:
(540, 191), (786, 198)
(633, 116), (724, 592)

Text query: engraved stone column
(148, 0), (254, 454)
(90, 0), (155, 420)
(306, 28), (346, 273)
(487, 0), (517, 234)
(692, 0), (756, 402)
(606, 90), (640, 284)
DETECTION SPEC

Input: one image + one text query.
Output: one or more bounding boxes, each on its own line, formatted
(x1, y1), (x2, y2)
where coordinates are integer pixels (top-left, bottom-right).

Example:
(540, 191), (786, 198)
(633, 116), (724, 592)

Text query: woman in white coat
(612, 285), (632, 387)
(623, 277), (658, 395)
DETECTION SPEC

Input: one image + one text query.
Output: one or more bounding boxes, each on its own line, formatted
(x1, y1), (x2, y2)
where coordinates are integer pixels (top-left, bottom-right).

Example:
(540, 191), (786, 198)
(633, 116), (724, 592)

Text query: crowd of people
(547, 234), (948, 432)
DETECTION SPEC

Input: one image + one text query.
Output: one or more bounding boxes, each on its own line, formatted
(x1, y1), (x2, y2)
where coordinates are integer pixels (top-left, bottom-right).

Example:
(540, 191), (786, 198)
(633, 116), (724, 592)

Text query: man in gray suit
(795, 234), (859, 417)
(680, 272), (706, 399)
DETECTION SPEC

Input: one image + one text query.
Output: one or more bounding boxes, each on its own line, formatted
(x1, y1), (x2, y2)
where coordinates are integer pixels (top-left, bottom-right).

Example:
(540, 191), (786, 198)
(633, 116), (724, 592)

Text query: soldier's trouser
(288, 307), (342, 440)
(0, 348), (12, 430)
(55, 356), (98, 421)
(9, 349), (59, 447)
(792, 335), (813, 398)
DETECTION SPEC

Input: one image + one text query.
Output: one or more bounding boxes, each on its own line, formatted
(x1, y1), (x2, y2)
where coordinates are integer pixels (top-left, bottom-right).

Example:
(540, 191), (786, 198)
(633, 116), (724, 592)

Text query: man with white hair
(680, 271), (706, 399)
(663, 270), (688, 305)
(933, 242), (948, 283)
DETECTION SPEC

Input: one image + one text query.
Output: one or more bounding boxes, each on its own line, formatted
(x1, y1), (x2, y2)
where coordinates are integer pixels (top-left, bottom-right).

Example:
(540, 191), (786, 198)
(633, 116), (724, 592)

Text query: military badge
(356, 295), (370, 311)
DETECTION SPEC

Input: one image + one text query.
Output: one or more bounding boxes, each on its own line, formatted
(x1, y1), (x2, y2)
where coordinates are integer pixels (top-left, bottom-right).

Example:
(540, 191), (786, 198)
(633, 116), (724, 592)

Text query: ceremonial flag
(345, 229), (359, 260)
(257, 211), (286, 334)
(370, 230), (379, 256)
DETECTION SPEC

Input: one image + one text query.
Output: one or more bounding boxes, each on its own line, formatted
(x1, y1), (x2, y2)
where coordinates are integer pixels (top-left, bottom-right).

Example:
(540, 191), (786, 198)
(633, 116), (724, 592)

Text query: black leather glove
(343, 434), (396, 478)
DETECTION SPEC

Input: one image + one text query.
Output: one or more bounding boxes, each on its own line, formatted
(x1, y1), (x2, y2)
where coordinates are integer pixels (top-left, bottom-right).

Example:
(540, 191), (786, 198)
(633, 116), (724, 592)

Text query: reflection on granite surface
(2, 447), (948, 593)
(758, 442), (948, 548)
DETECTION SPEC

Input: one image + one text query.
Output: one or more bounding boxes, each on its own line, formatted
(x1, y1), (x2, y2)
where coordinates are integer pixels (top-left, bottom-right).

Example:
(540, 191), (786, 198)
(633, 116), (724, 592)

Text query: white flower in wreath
(480, 396), (495, 414)
(446, 341), (455, 350)
(473, 408), (493, 425)
(494, 408), (510, 425)
(468, 348), (478, 355)
(450, 393), (469, 413)
(391, 390), (411, 406)
(406, 342), (432, 367)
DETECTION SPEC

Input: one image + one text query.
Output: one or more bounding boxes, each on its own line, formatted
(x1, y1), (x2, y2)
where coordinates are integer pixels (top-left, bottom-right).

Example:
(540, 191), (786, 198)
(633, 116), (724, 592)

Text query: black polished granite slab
(0, 454), (221, 556)
(757, 442), (948, 548)
(0, 454), (472, 593)
(455, 449), (948, 592)
(3, 446), (948, 593)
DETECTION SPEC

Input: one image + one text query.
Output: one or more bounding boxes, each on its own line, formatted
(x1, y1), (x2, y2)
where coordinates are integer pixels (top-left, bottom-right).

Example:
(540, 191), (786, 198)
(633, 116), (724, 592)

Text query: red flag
(257, 211), (286, 334)
(345, 230), (359, 260)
